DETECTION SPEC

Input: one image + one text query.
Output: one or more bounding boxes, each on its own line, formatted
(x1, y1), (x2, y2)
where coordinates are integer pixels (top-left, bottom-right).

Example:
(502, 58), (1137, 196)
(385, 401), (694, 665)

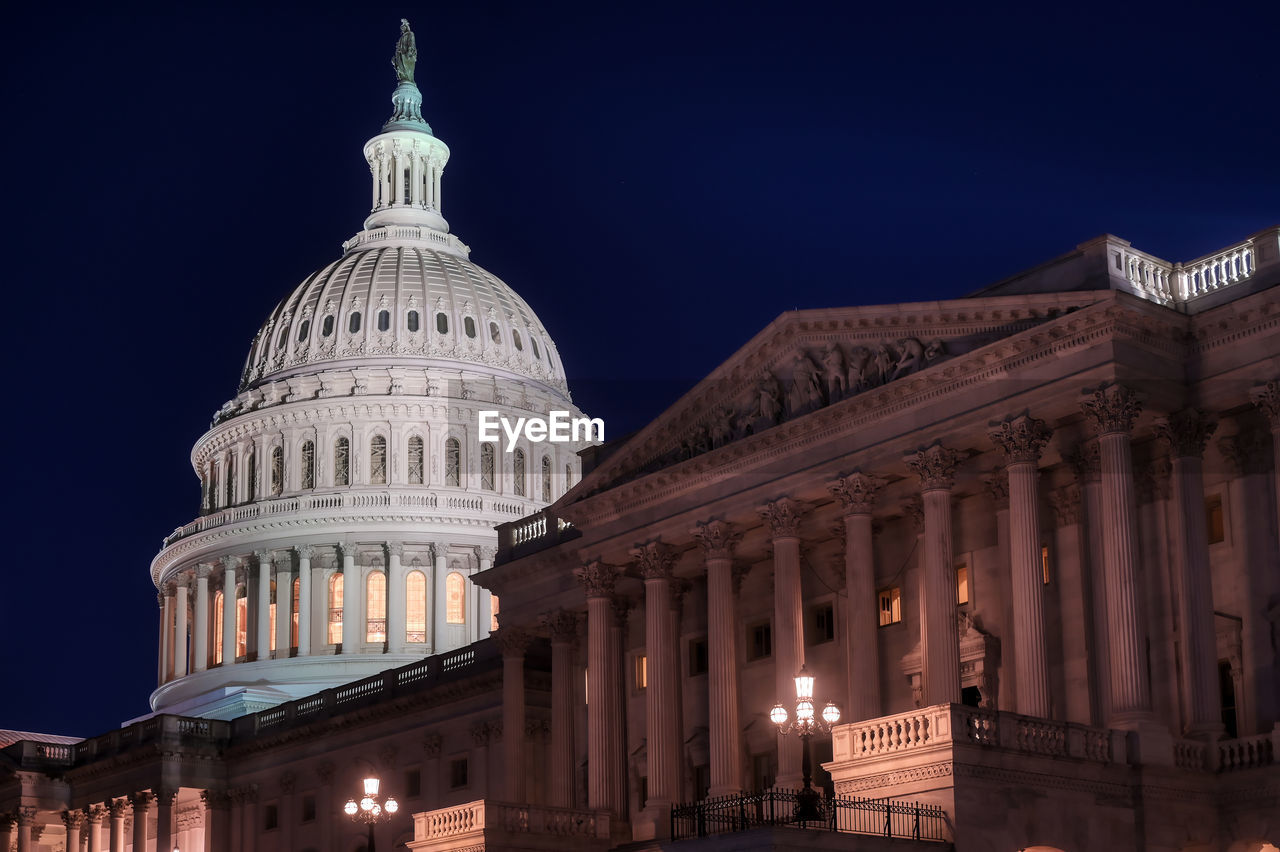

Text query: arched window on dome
(349, 312), (362, 334)
(236, 586), (248, 661)
(542, 455), (553, 502)
(366, 571), (387, 643)
(513, 330), (523, 351)
(271, 446), (284, 496)
(480, 444), (495, 491)
(446, 572), (466, 625)
(464, 316), (476, 338)
(276, 327), (288, 350)
(407, 310), (420, 332)
(406, 570), (427, 643)
(489, 321), (501, 344)
(328, 574), (344, 645)
(436, 313), (449, 334)
(513, 449), (526, 497)
(334, 437), (350, 486)
(322, 315), (334, 337)
(246, 450), (257, 502)
(225, 453), (236, 507)
(213, 591), (224, 665)
(300, 441), (315, 490)
(291, 577), (300, 650)
(370, 435), (387, 485)
(408, 435), (424, 485)
(445, 438), (461, 487)
(268, 579), (277, 653)
(297, 319), (310, 341)
(377, 310), (390, 332)
(531, 337), (541, 359)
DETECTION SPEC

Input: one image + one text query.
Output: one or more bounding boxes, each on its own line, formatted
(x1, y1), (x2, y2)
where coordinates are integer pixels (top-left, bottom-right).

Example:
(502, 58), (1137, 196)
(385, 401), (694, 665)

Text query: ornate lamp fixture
(770, 665), (841, 820)
(344, 776), (399, 852)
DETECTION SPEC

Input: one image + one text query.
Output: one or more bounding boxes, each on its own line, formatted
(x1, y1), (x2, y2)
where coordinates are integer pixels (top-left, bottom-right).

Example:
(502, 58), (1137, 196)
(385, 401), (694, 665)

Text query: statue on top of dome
(392, 19), (417, 83)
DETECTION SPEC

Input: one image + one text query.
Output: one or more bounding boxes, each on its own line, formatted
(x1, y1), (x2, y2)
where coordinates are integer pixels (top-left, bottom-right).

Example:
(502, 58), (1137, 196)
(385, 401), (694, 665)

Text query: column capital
(108, 799), (129, 819)
(195, 563), (214, 580)
(296, 544), (315, 560)
(1250, 379), (1280, 429)
(494, 626), (534, 658)
(691, 519), (740, 559)
(423, 732), (443, 757)
(1066, 441), (1101, 482)
(279, 771), (297, 794)
(17, 806), (37, 825)
(827, 472), (884, 515)
(254, 548), (274, 567)
(541, 608), (579, 643)
(983, 469), (1009, 510)
(385, 540), (404, 558)
(477, 545), (498, 563)
(575, 560), (621, 598)
(153, 787), (178, 806)
(1081, 383), (1142, 436)
(129, 791), (155, 811)
(61, 810), (86, 830)
(1048, 484), (1083, 527)
(431, 541), (451, 560)
(758, 497), (805, 539)
(219, 554), (240, 572)
(1218, 425), (1271, 476)
(470, 721), (493, 747)
(631, 540), (677, 580)
(200, 789), (231, 811)
(0, 813), (14, 831)
(163, 580), (178, 597)
(1154, 408), (1218, 458)
(989, 414), (1052, 464)
(905, 442), (964, 491)
(85, 805), (107, 823)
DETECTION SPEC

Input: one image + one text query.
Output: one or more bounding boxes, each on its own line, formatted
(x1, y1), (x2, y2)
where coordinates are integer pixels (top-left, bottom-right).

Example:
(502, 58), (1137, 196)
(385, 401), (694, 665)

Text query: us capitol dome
(148, 21), (593, 720)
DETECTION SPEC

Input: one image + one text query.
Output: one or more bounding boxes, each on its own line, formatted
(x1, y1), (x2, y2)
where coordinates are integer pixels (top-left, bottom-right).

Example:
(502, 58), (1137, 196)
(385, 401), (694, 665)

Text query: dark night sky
(0, 1), (1275, 738)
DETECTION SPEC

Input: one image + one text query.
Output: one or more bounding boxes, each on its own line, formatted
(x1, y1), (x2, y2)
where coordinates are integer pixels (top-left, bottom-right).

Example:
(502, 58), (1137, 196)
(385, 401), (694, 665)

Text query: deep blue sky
(1, 1), (1275, 737)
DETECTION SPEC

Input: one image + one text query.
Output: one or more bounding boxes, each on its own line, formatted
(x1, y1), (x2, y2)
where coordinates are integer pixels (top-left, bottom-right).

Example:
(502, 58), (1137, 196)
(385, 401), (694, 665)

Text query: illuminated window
(370, 435), (387, 485)
(328, 574), (344, 645)
(445, 438), (460, 487)
(408, 436), (424, 484)
(436, 313), (449, 334)
(236, 589), (248, 660)
(246, 450), (257, 502)
(406, 570), (427, 643)
(878, 587), (901, 626)
(300, 441), (315, 490)
(269, 579), (277, 653)
(225, 453), (236, 506)
(1042, 545), (1051, 585)
(377, 310), (390, 332)
(271, 446), (283, 496)
(1206, 494), (1225, 544)
(480, 444), (495, 491)
(446, 572), (466, 624)
(634, 654), (648, 690)
(541, 456), (552, 502)
(213, 591), (224, 665)
(489, 322), (500, 344)
(464, 316), (476, 338)
(407, 310), (420, 332)
(291, 577), (300, 649)
(490, 595), (500, 632)
(334, 437), (350, 486)
(349, 312), (361, 333)
(513, 450), (526, 497)
(956, 563), (969, 605)
(367, 571), (387, 643)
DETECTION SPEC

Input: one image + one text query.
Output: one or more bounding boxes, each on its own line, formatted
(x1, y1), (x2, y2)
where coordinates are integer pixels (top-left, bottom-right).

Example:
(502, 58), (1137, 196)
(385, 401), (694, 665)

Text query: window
(464, 316), (476, 338)
(513, 450), (526, 497)
(489, 321), (500, 344)
(271, 446), (283, 496)
(328, 574), (344, 645)
(407, 310), (420, 332)
(491, 595), (500, 632)
(693, 765), (710, 801)
(748, 621), (772, 660)
(449, 757), (469, 789)
(810, 603), (835, 644)
(480, 444), (495, 491)
(445, 438), (460, 487)
(377, 310), (390, 332)
(404, 768), (422, 798)
(301, 794), (316, 822)
(225, 453), (236, 506)
(406, 570), (427, 643)
(349, 312), (361, 333)
(1041, 545), (1051, 584)
(688, 637), (708, 676)
(300, 441), (315, 490)
(322, 315), (334, 337)
(370, 435), (387, 484)
(297, 319), (310, 341)
(276, 328), (287, 350)
(565, 463), (573, 489)
(513, 330), (523, 351)
(1219, 659), (1238, 738)
(367, 571), (387, 643)
(878, 587), (902, 626)
(408, 435), (424, 484)
(541, 456), (552, 502)
(436, 312), (449, 334)
(263, 804), (278, 831)
(334, 437), (350, 486)
(531, 337), (541, 359)
(246, 450), (257, 502)
(213, 591), (224, 665)
(956, 563), (969, 605)
(446, 572), (466, 624)
(634, 654), (648, 691)
(291, 577), (300, 649)
(236, 589), (248, 660)
(269, 579), (277, 653)
(1206, 495), (1225, 544)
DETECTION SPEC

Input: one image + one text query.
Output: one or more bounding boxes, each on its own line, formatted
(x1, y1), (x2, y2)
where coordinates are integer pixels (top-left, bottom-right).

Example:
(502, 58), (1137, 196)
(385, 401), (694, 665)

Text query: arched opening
(370, 435), (387, 485)
(406, 570), (427, 643)
(480, 443), (495, 491)
(446, 572), (466, 625)
(213, 591), (224, 665)
(408, 435), (424, 484)
(334, 437), (350, 486)
(513, 449), (526, 497)
(445, 438), (461, 487)
(328, 574), (344, 645)
(300, 440), (315, 490)
(366, 571), (387, 643)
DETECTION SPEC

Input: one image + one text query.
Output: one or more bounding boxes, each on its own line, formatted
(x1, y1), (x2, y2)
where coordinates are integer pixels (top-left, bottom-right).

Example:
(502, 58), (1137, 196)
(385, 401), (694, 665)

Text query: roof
(0, 730), (82, 748)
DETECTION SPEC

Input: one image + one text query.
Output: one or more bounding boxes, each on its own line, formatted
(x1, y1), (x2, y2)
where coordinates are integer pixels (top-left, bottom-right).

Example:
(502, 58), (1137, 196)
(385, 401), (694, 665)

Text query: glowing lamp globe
(796, 699), (815, 722)
(386, 798), (399, 814)
(770, 704), (789, 726)
(344, 801), (358, 816)
(822, 702), (842, 725)
(360, 796), (374, 812)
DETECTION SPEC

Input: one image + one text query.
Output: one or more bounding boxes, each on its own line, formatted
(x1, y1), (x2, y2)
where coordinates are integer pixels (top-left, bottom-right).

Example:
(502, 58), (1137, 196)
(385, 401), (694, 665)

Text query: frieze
(832, 761), (953, 793)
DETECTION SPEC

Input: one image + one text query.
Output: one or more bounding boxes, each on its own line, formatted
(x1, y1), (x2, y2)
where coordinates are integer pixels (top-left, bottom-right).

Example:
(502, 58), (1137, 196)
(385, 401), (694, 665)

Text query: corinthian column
(85, 805), (105, 852)
(906, 443), (964, 705)
(161, 583), (175, 683)
(1252, 380), (1280, 539)
(990, 415), (1053, 718)
(828, 472), (884, 721)
(575, 561), (623, 815)
(386, 542), (406, 653)
(296, 545), (314, 656)
(495, 627), (533, 803)
(340, 543), (360, 653)
(130, 793), (153, 852)
(193, 565), (211, 672)
(1081, 384), (1152, 726)
(173, 577), (190, 678)
(1156, 409), (1222, 738)
(275, 553), (293, 657)
(107, 799), (127, 852)
(221, 557), (239, 665)
(61, 810), (85, 852)
(758, 498), (806, 788)
(692, 520), (743, 796)
(542, 609), (579, 808)
(632, 541), (680, 815)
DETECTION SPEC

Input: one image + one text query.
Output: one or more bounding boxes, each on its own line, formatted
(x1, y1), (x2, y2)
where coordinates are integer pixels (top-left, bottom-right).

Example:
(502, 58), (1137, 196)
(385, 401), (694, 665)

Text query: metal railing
(670, 788), (947, 842)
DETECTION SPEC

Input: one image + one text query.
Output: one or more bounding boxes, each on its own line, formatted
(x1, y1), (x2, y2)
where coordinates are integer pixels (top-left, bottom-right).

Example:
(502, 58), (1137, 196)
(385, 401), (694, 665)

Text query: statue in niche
(392, 19), (418, 83)
(847, 346), (871, 391)
(756, 370), (783, 424)
(821, 342), (847, 401)
(790, 352), (824, 412)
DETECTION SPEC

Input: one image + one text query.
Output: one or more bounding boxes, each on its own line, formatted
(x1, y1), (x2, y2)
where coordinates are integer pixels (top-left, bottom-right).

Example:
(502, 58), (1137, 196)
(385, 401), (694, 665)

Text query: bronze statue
(393, 19), (418, 83)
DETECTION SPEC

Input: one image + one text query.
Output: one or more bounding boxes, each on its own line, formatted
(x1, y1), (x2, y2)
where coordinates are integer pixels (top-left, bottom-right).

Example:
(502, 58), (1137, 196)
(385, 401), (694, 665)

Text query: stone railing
(342, 225), (470, 256)
(165, 488), (538, 547)
(417, 800), (485, 838)
(1218, 731), (1275, 772)
(414, 800), (610, 845)
(1122, 248), (1176, 304)
(1173, 738), (1208, 771)
(1179, 241), (1255, 299)
(1104, 226), (1280, 308)
(495, 509), (579, 564)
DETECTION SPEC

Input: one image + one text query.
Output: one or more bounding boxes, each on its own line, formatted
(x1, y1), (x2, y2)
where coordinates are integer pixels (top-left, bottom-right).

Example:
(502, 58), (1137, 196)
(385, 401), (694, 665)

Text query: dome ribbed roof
(240, 245), (569, 395)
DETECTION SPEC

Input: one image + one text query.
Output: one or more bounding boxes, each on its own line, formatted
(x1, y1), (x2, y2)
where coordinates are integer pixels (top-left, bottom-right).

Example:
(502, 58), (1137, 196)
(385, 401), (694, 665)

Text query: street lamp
(344, 776), (399, 852)
(770, 664), (841, 821)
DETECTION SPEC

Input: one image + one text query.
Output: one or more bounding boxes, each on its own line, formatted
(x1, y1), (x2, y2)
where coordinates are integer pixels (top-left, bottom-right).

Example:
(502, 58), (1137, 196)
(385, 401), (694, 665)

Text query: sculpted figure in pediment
(790, 352), (824, 413)
(891, 338), (925, 380)
(847, 346), (871, 392)
(822, 342), (847, 402)
(709, 409), (733, 449)
(757, 370), (783, 425)
(871, 343), (896, 387)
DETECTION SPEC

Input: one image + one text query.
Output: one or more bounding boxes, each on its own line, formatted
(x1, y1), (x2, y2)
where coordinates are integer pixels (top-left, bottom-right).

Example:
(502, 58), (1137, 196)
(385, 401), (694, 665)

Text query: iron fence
(670, 788), (947, 842)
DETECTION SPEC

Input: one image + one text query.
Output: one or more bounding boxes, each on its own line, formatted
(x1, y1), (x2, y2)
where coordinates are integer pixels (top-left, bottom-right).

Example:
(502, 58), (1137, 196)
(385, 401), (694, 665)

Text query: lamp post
(343, 776), (399, 852)
(770, 664), (841, 821)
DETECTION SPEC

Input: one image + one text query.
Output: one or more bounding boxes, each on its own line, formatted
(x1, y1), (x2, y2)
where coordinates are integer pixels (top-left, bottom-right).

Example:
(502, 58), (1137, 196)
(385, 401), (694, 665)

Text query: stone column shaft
(108, 802), (126, 852)
(275, 561), (293, 656)
(85, 809), (105, 852)
(497, 629), (531, 803)
(606, 603), (628, 817)
(297, 547), (313, 656)
(173, 580), (189, 678)
(387, 543), (405, 652)
(256, 553), (273, 659)
(131, 795), (151, 852)
(760, 498), (805, 789)
(193, 568), (210, 672)
(1007, 460), (1050, 716)
(549, 627), (577, 808)
(579, 563), (619, 814)
(341, 545), (360, 652)
(162, 588), (175, 683)
(644, 573), (679, 805)
(222, 561), (238, 665)
(922, 488), (961, 705)
(155, 793), (173, 852)
(845, 512), (880, 719)
(694, 520), (743, 797)
(1170, 453), (1220, 733)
